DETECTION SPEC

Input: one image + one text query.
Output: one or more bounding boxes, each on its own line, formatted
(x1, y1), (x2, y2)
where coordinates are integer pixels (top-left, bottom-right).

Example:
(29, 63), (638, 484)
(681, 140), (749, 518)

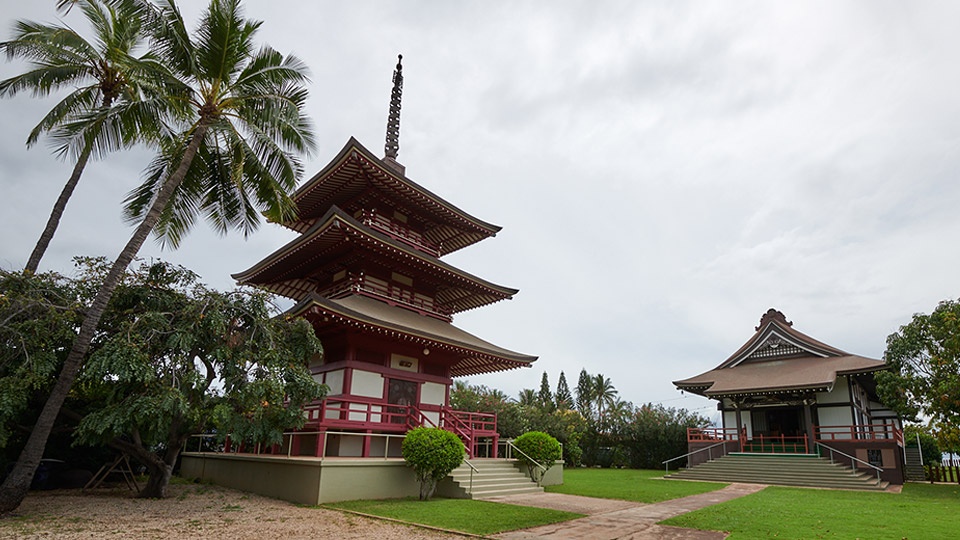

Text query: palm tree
(517, 388), (538, 407)
(593, 373), (618, 426)
(0, 0), (167, 273)
(0, 0), (314, 513)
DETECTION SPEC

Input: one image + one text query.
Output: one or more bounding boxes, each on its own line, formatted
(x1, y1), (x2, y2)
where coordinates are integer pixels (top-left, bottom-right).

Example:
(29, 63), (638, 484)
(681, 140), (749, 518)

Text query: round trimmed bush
(402, 427), (464, 500)
(513, 431), (562, 484)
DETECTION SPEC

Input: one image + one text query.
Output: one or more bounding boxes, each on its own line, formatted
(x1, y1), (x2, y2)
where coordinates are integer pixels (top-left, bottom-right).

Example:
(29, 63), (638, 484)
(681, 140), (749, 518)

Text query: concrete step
(444, 459), (543, 499)
(667, 454), (887, 491)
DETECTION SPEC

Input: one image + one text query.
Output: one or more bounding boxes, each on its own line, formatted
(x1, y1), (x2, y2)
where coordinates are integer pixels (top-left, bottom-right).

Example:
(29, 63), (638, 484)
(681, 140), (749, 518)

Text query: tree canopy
(877, 298), (960, 449)
(401, 427), (464, 500)
(1, 259), (326, 498)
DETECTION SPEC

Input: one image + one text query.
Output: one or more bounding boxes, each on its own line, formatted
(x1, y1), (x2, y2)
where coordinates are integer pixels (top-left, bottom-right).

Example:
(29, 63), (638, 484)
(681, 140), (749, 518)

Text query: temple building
(672, 309), (905, 486)
(232, 56), (536, 459)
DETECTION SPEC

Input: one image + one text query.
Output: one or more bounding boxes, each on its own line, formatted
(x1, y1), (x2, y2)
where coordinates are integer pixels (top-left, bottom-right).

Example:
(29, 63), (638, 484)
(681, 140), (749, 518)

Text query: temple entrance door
(387, 379), (418, 425)
(766, 407), (802, 437)
(752, 407), (803, 437)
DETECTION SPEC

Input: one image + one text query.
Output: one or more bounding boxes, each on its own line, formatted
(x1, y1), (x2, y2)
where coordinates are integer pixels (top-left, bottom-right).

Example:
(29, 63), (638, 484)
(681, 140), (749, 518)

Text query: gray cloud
(2, 1), (959, 421)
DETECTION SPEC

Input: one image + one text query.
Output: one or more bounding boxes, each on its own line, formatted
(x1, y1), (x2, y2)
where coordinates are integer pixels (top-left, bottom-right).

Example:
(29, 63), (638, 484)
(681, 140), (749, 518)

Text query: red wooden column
(363, 430), (372, 457)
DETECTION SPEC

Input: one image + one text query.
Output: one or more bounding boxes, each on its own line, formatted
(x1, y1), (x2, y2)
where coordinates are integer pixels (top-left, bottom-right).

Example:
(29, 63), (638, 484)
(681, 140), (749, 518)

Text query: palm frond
(26, 88), (99, 148)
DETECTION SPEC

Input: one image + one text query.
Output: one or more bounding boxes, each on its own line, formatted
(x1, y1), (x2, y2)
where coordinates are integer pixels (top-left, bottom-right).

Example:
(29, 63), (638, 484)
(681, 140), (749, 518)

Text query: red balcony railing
(814, 424), (904, 445)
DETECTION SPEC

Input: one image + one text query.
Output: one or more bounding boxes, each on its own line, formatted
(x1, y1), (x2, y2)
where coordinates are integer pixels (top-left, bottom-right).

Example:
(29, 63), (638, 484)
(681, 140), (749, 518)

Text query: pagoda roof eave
(286, 138), (502, 254)
(232, 206), (519, 311)
(287, 293), (537, 377)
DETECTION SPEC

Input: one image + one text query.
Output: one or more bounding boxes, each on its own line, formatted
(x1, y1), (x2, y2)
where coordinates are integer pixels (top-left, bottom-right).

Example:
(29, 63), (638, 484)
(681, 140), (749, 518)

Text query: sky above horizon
(2, 1), (959, 423)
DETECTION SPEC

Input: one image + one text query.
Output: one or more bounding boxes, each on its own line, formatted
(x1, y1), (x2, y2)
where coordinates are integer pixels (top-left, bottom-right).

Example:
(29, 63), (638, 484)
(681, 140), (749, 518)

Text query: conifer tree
(555, 371), (573, 410)
(537, 372), (554, 411)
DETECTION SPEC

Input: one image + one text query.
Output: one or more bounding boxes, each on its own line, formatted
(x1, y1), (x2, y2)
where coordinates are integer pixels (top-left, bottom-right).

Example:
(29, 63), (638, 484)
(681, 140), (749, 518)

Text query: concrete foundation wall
(181, 454), (323, 505)
(515, 461), (564, 486)
(817, 441), (905, 484)
(181, 454), (420, 504)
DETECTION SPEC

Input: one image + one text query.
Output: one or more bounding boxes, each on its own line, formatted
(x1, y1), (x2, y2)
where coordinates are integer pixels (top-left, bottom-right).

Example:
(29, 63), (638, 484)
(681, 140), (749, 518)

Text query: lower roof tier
(288, 293), (537, 378)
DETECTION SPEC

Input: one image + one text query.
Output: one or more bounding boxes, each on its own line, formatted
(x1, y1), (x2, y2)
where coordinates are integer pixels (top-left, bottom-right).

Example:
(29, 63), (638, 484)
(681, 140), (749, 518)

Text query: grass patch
(663, 483), (960, 539)
(326, 497), (583, 535)
(546, 468), (727, 503)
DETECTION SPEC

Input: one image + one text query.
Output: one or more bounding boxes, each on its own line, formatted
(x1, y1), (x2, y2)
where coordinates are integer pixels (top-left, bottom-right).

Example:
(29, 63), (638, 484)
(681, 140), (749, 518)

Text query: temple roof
(284, 138), (501, 255)
(232, 205), (518, 314)
(673, 309), (887, 398)
(288, 293), (537, 377)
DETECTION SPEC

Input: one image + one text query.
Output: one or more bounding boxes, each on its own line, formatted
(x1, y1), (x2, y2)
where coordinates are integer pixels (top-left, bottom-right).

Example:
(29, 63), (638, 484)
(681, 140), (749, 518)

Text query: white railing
(185, 430), (408, 461)
(506, 441), (548, 486)
(816, 442), (883, 486)
(662, 440), (731, 474)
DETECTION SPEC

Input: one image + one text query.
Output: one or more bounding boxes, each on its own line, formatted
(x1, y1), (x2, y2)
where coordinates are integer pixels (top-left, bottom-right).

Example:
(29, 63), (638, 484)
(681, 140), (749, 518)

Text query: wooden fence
(926, 464), (960, 484)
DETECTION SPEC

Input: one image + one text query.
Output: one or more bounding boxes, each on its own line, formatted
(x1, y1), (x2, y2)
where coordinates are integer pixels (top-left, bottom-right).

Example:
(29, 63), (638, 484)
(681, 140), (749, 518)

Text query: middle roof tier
(232, 205), (519, 320)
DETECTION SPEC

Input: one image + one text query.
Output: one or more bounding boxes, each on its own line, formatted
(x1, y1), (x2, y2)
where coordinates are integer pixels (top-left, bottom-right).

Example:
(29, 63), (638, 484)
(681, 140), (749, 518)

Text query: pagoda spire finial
(384, 54), (403, 162)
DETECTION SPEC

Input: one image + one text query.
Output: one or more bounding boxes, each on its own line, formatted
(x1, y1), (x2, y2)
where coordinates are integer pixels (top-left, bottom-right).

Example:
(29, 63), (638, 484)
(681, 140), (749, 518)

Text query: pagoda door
(387, 379), (417, 425)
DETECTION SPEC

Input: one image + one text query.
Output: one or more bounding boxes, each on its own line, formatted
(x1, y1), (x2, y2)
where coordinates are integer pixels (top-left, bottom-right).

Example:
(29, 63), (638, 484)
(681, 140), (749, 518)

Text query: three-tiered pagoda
(233, 56), (536, 459)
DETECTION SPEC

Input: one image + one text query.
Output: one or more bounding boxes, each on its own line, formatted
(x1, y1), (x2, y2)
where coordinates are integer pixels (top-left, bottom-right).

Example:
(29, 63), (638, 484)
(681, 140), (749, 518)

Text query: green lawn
(545, 468), (728, 502)
(663, 483), (960, 539)
(325, 497), (584, 535)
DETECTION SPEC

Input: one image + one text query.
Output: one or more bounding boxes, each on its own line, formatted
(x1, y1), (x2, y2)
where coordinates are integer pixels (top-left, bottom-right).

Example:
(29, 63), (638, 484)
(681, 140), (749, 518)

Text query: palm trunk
(25, 93), (113, 274)
(24, 149), (92, 274)
(0, 121), (211, 515)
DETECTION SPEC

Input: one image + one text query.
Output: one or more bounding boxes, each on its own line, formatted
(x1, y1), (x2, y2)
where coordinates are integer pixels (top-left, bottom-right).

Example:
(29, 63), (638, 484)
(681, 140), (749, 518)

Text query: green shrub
(402, 427), (464, 500)
(514, 431), (562, 485)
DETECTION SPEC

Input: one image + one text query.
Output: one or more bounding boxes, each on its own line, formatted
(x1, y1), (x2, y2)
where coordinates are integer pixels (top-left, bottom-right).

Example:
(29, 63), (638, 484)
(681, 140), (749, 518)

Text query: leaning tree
(0, 0), (172, 273)
(0, 0), (315, 513)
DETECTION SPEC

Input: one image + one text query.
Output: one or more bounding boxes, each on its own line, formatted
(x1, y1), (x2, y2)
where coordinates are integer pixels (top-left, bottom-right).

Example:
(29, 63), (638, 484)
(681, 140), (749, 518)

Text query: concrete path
(488, 483), (766, 540)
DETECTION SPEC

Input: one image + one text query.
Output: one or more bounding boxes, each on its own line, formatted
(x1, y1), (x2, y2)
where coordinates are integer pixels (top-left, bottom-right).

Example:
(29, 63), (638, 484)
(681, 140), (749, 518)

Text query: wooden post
(315, 429), (326, 458)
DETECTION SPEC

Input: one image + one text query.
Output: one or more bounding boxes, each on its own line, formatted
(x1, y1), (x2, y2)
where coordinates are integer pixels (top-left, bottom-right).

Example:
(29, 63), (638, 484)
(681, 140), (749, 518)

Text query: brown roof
(674, 355), (885, 397)
(288, 293), (537, 377)
(673, 309), (887, 398)
(232, 206), (518, 313)
(285, 138), (501, 255)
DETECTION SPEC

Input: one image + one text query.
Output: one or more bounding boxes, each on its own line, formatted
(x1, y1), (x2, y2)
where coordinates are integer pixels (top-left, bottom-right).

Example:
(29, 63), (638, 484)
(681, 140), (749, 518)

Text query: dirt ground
(0, 483), (462, 539)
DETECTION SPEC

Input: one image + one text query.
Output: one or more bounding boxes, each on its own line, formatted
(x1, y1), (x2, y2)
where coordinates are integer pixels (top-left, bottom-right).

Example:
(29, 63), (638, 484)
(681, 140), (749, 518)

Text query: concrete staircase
(441, 459), (543, 499)
(667, 453), (889, 490)
(904, 447), (926, 481)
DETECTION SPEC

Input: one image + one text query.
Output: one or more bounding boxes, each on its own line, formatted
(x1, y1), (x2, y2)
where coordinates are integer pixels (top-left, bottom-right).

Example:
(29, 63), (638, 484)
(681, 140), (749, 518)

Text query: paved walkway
(487, 483), (766, 539)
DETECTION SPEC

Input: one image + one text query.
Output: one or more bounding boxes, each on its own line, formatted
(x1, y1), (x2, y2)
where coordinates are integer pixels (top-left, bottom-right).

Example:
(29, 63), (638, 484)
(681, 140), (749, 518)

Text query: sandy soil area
(0, 483), (462, 539)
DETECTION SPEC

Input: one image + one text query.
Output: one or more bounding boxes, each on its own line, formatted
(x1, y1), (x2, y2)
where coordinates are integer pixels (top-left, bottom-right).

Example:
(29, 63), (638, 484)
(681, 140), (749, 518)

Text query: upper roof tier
(673, 309), (886, 398)
(283, 138), (501, 256)
(232, 205), (519, 316)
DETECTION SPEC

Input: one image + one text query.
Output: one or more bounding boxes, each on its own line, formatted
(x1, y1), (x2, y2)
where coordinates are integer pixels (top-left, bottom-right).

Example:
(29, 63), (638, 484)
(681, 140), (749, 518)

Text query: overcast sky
(2, 1), (959, 423)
